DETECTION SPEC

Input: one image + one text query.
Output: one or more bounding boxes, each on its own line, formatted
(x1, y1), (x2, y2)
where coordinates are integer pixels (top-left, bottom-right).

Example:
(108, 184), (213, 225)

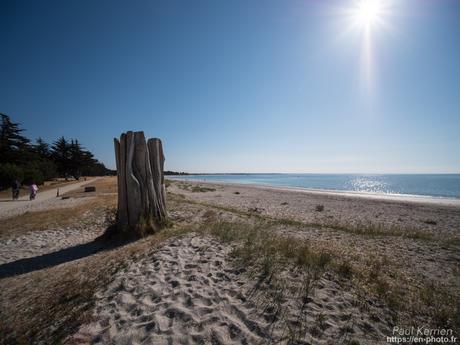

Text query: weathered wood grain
(114, 131), (167, 232)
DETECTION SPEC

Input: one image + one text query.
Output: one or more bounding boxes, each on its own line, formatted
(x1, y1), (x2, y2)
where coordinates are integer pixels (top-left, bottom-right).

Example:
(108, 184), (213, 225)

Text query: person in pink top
(29, 182), (38, 200)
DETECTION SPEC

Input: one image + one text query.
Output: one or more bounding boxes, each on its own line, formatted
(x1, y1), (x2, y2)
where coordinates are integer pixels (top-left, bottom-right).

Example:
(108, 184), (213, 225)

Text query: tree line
(0, 113), (113, 189)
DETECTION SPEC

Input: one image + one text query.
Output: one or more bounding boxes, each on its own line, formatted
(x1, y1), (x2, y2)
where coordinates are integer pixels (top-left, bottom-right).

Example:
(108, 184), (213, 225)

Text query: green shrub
(35, 159), (58, 181)
(0, 160), (58, 189)
(22, 164), (45, 185)
(0, 163), (24, 190)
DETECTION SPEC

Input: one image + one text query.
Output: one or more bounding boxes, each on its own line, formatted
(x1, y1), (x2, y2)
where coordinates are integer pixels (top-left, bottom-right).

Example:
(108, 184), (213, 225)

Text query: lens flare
(353, 0), (383, 29)
(338, 0), (392, 95)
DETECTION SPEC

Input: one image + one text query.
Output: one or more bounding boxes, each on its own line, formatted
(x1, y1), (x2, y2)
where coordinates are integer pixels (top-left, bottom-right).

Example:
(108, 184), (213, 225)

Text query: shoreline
(168, 177), (460, 207)
(2, 176), (459, 344)
(168, 177), (460, 238)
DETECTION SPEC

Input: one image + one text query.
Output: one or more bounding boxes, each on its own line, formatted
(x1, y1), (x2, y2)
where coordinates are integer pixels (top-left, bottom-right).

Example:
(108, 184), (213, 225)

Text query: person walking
(29, 182), (38, 200)
(11, 179), (21, 200)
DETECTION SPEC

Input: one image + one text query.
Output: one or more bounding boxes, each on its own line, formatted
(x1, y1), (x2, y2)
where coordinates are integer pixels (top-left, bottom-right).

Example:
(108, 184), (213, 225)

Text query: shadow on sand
(0, 228), (132, 279)
(0, 200), (28, 203)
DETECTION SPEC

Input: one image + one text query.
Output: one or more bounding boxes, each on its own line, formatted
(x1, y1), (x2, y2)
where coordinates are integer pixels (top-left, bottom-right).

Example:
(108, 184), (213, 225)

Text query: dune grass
(169, 192), (436, 241)
(0, 177), (118, 239)
(200, 219), (459, 336)
(0, 195), (116, 239)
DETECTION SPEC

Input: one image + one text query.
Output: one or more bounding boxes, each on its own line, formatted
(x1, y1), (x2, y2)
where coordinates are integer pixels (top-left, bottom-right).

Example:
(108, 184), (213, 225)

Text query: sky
(1, 0), (459, 173)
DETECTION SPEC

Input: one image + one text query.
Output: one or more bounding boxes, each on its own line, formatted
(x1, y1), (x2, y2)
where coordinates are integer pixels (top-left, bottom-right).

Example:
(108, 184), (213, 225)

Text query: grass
(202, 221), (336, 279)
(62, 176), (118, 197)
(235, 218), (457, 333)
(198, 220), (346, 341)
(173, 181), (217, 193)
(191, 186), (216, 193)
(0, 194), (116, 239)
(315, 204), (325, 212)
(0, 176), (118, 239)
(170, 192), (435, 241)
(348, 253), (460, 330)
(170, 194), (459, 332)
(272, 216), (434, 241)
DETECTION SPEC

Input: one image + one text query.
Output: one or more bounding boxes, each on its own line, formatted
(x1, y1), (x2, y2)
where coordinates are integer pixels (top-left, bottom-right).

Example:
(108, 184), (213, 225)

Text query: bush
(22, 164), (45, 185)
(0, 161), (54, 189)
(36, 159), (58, 181)
(0, 163), (24, 190)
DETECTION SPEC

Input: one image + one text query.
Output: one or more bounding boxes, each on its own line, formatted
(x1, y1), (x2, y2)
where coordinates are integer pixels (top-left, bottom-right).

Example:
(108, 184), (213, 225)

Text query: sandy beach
(1, 177), (459, 344)
(3, 0), (460, 343)
(168, 179), (460, 237)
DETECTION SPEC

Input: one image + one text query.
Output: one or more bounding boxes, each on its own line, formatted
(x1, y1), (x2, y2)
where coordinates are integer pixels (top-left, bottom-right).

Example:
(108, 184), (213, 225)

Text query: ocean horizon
(170, 173), (460, 199)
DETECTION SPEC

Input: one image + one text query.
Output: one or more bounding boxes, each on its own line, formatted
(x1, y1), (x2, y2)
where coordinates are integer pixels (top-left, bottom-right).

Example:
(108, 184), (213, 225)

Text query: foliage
(0, 113), (31, 165)
(0, 113), (112, 189)
(0, 163), (24, 189)
(22, 163), (45, 185)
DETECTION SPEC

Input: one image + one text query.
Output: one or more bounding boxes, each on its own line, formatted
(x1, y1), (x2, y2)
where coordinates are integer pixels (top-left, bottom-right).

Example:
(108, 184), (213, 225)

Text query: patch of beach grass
(176, 196), (459, 330)
(197, 220), (348, 341)
(0, 194), (117, 239)
(191, 186), (216, 193)
(315, 204), (325, 212)
(62, 176), (118, 198)
(0, 176), (118, 239)
(170, 191), (435, 241)
(173, 181), (217, 193)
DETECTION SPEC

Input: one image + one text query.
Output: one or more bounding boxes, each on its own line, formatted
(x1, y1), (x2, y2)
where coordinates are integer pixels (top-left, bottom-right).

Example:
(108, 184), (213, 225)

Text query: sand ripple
(68, 235), (271, 345)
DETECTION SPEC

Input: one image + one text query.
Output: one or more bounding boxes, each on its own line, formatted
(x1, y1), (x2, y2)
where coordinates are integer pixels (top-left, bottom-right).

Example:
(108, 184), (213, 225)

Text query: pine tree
(0, 113), (31, 164)
(0, 114), (112, 189)
(51, 136), (71, 176)
(69, 139), (84, 179)
(34, 137), (51, 158)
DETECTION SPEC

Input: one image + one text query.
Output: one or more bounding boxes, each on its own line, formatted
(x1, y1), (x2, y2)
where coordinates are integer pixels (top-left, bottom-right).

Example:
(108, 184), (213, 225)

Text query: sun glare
(352, 0), (383, 30)
(337, 0), (392, 93)
(356, 0), (380, 26)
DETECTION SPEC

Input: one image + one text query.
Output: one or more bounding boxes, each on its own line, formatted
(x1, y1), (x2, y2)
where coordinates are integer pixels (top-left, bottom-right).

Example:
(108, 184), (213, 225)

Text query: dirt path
(0, 177), (101, 219)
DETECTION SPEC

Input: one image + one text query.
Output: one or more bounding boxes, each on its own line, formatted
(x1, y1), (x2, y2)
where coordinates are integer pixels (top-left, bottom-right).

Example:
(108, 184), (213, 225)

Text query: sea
(170, 174), (460, 200)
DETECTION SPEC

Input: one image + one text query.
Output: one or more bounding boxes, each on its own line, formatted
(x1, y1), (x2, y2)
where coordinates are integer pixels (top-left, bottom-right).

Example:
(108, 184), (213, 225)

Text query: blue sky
(1, 0), (459, 173)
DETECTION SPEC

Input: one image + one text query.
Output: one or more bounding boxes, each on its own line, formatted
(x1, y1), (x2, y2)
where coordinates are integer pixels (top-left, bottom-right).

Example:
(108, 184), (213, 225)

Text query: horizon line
(166, 171), (460, 175)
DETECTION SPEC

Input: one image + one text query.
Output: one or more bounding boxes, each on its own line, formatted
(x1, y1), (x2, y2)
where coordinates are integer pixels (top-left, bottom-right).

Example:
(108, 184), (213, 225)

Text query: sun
(352, 0), (383, 29)
(336, 0), (393, 92)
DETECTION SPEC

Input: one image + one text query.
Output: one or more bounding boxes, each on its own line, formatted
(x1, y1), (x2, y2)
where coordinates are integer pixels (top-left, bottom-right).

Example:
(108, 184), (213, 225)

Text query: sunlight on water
(172, 174), (460, 199)
(349, 176), (390, 194)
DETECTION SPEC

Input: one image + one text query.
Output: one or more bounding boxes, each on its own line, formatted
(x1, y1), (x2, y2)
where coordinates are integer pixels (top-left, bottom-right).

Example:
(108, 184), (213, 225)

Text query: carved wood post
(114, 131), (167, 233)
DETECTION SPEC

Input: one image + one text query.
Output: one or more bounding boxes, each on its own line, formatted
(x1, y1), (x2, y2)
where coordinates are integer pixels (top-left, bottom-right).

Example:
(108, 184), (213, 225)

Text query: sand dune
(66, 233), (395, 345)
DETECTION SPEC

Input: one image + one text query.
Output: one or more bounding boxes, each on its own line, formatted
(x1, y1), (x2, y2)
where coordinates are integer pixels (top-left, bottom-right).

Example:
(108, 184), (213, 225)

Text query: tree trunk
(114, 131), (167, 233)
